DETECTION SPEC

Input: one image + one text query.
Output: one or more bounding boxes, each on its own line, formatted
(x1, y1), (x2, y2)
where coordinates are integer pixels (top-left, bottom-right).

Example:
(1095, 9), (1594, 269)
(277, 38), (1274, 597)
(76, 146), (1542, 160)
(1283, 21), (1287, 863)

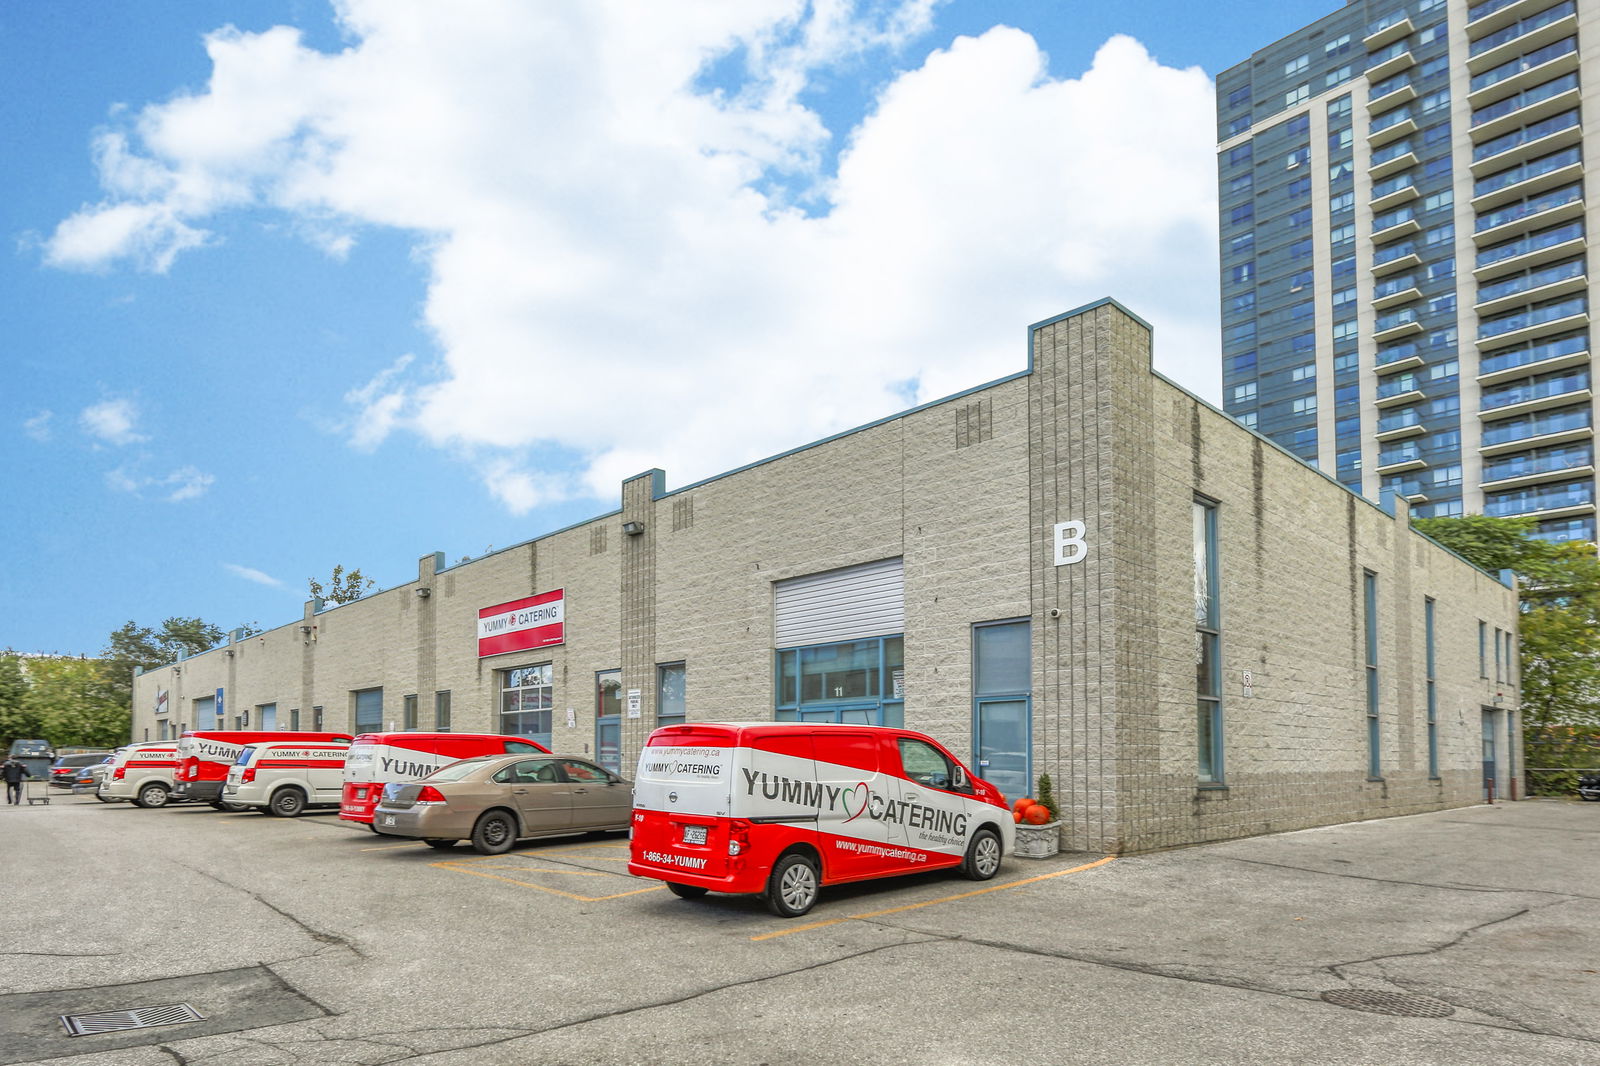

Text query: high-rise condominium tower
(1217, 0), (1596, 542)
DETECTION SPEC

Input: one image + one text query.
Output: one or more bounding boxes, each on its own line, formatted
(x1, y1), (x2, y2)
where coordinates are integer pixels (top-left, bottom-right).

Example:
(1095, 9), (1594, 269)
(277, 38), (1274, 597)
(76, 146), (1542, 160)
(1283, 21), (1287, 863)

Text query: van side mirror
(952, 765), (968, 790)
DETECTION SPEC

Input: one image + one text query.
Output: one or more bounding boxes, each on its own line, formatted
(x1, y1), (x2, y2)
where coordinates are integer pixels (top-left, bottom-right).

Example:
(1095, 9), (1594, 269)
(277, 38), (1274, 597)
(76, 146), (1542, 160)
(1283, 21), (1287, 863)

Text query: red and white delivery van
(628, 722), (1014, 917)
(340, 732), (551, 826)
(99, 742), (180, 807)
(173, 730), (353, 808)
(223, 739), (352, 816)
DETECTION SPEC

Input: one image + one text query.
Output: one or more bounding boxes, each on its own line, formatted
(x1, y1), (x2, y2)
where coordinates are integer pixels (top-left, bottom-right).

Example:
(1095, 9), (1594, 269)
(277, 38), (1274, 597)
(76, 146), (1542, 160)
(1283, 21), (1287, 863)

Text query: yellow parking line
(430, 858), (665, 901)
(750, 855), (1116, 941)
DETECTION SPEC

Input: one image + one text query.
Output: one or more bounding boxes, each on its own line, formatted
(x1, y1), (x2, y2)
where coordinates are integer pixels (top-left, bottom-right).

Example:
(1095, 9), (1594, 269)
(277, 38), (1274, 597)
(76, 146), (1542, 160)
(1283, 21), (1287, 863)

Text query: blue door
(975, 698), (1030, 805)
(1481, 710), (1497, 801)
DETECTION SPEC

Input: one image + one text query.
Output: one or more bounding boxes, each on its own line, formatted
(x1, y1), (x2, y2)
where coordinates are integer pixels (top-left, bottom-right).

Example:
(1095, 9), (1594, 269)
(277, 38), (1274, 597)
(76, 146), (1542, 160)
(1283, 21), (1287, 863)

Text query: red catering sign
(478, 589), (566, 658)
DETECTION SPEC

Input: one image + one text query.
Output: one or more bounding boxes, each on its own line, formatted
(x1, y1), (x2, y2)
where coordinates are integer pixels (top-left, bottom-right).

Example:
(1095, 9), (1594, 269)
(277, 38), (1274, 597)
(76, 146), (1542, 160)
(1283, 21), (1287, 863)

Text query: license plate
(682, 824), (707, 845)
(356, 788), (367, 800)
(382, 815), (396, 826)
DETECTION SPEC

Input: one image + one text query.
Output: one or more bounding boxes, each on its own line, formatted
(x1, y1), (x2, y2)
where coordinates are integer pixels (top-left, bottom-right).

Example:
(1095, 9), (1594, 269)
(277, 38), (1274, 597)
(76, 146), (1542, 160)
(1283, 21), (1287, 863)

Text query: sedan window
(557, 759), (610, 783)
(493, 760), (559, 784)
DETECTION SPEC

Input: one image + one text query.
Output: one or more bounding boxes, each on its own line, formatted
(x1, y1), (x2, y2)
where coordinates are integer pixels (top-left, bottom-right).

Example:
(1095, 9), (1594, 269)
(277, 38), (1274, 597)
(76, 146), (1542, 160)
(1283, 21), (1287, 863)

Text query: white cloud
(162, 467), (216, 501)
(47, 4), (1221, 510)
(224, 563), (286, 588)
(23, 411), (53, 442)
(103, 464), (216, 501)
(80, 398), (147, 446)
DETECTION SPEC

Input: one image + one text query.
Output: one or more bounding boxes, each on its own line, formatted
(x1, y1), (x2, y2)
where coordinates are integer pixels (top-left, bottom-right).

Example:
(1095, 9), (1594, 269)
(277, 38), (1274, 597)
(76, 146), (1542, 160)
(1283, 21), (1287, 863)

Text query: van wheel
(424, 839), (457, 850)
(961, 828), (1002, 881)
(667, 882), (709, 900)
(270, 788), (307, 818)
(135, 783), (170, 809)
(764, 853), (820, 918)
(471, 811), (517, 855)
(212, 800), (247, 812)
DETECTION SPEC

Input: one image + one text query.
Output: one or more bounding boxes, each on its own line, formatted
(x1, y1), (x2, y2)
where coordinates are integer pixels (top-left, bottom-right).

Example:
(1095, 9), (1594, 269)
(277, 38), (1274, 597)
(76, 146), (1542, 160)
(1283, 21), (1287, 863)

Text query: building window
(1285, 146), (1310, 169)
(1425, 598), (1439, 779)
(501, 665), (553, 748)
(354, 688), (383, 735)
(1238, 411), (1258, 429)
(1291, 363), (1316, 382)
(1195, 498), (1223, 784)
(596, 670), (623, 773)
(775, 636), (905, 726)
(1364, 571), (1380, 779)
(313, 706), (324, 731)
(1292, 395), (1317, 414)
(435, 690), (452, 732)
(1232, 382), (1257, 405)
(657, 662), (686, 728)
(290, 708), (300, 731)
(1284, 54), (1308, 76)
(402, 694), (418, 731)
(1494, 627), (1503, 682)
(1285, 84), (1309, 108)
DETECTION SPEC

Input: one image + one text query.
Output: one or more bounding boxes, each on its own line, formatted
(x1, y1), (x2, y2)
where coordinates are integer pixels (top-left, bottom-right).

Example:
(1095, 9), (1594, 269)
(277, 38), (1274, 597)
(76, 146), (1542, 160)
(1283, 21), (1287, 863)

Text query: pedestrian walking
(1, 756), (31, 804)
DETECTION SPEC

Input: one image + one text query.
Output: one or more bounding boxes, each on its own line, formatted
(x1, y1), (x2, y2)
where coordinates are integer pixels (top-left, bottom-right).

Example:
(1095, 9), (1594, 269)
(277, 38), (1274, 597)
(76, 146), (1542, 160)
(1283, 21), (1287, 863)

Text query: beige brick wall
(130, 299), (1521, 854)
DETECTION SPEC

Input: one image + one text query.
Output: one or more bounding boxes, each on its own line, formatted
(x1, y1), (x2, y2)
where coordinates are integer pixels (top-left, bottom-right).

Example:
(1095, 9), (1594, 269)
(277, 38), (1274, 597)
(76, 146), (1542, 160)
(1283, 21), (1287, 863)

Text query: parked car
(1578, 773), (1600, 802)
(371, 753), (630, 854)
(83, 757), (117, 801)
(629, 721), (1012, 917)
(47, 752), (112, 790)
(341, 732), (551, 828)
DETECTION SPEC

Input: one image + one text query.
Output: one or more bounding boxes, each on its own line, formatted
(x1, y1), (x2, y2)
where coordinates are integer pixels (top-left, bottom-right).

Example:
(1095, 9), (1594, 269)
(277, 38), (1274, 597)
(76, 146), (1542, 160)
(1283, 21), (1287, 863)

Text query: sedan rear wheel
(471, 811), (517, 855)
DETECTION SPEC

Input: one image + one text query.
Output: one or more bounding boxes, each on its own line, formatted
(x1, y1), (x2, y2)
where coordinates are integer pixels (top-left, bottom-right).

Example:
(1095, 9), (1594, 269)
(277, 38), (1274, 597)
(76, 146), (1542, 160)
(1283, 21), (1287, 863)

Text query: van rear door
(633, 726), (737, 879)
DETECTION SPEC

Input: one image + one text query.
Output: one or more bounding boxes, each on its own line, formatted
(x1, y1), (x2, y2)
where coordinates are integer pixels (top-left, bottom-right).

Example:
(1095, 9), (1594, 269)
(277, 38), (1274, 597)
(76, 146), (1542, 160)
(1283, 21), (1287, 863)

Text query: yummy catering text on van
(223, 739), (352, 816)
(99, 742), (180, 807)
(628, 722), (1014, 917)
(173, 731), (353, 808)
(340, 732), (552, 826)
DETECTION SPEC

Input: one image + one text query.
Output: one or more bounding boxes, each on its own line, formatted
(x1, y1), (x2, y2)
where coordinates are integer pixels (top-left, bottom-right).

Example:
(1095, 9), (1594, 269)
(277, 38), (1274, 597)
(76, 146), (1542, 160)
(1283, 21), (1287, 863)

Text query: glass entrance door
(975, 698), (1030, 805)
(1481, 709), (1498, 801)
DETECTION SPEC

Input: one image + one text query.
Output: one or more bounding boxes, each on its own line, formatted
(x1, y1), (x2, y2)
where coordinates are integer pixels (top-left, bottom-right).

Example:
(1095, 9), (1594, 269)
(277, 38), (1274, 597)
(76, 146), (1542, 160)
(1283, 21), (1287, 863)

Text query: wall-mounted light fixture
(172, 666), (181, 676)
(299, 625), (313, 634)
(224, 649), (235, 658)
(622, 521), (646, 536)
(416, 587), (432, 598)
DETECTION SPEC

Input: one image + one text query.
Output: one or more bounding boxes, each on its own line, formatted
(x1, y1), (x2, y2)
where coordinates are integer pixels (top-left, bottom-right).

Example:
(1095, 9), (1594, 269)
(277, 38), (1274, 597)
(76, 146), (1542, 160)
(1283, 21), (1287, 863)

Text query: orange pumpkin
(1023, 803), (1051, 825)
(1012, 809), (1024, 823)
(1013, 796), (1035, 814)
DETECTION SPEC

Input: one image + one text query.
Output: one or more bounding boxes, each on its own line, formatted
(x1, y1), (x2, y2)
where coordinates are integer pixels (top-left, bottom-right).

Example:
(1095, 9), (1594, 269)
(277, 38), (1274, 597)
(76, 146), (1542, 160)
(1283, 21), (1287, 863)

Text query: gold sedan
(372, 753), (631, 854)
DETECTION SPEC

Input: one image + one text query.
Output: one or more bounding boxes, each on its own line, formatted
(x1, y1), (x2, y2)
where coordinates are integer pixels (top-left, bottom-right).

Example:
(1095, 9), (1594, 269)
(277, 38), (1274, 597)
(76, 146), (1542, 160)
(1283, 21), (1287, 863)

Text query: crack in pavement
(1219, 855), (1600, 901)
(859, 918), (1600, 1049)
(167, 938), (938, 1065)
(173, 861), (368, 959)
(0, 950), (120, 959)
(1326, 902), (1539, 977)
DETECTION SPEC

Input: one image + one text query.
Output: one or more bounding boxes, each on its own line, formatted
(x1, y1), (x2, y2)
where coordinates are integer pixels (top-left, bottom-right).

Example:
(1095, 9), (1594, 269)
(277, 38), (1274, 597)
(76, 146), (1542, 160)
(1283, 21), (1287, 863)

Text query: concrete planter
(1013, 820), (1061, 859)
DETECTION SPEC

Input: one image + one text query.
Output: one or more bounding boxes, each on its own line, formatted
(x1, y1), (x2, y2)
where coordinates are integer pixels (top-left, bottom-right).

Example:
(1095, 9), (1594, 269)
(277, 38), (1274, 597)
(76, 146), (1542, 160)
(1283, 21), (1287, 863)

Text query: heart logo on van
(840, 782), (870, 822)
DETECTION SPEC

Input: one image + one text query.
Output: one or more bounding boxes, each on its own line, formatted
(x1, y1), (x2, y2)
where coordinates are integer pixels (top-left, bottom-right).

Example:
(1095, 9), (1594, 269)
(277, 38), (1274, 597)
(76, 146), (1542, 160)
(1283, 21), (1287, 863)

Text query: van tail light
(413, 785), (447, 806)
(113, 767), (126, 780)
(727, 818), (751, 857)
(241, 768), (257, 783)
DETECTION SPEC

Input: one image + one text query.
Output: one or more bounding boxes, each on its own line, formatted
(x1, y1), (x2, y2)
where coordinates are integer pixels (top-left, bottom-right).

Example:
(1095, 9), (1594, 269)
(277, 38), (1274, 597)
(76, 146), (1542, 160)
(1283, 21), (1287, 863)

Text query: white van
(99, 742), (181, 808)
(628, 722), (1015, 917)
(223, 740), (351, 817)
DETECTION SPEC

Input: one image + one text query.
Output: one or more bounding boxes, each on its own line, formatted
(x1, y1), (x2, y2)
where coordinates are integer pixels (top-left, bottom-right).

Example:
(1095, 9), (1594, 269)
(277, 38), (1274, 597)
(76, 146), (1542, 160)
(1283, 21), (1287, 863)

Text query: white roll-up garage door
(774, 558), (904, 648)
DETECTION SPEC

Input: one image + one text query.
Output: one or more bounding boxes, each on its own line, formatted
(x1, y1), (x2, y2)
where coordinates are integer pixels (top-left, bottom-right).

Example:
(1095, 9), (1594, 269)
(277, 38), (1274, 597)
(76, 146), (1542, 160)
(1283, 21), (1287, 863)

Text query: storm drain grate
(61, 1003), (205, 1037)
(1319, 989), (1455, 1018)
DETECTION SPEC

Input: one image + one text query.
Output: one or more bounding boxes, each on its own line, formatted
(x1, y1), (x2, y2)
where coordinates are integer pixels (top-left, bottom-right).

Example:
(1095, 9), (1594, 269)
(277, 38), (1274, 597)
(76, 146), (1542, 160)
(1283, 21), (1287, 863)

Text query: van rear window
(235, 748), (257, 766)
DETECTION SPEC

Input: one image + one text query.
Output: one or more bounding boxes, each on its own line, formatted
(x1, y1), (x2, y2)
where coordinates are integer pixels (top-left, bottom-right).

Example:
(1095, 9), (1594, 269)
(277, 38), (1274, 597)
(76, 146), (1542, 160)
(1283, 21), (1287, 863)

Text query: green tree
(100, 617), (227, 710)
(308, 564), (374, 605)
(0, 654), (45, 746)
(21, 657), (129, 748)
(1412, 515), (1600, 791)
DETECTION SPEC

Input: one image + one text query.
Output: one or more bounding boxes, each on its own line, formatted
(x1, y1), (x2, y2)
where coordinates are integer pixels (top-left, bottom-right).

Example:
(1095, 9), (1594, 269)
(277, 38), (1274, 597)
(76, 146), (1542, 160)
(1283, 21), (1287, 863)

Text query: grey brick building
(1217, 0), (1597, 544)
(132, 300), (1521, 854)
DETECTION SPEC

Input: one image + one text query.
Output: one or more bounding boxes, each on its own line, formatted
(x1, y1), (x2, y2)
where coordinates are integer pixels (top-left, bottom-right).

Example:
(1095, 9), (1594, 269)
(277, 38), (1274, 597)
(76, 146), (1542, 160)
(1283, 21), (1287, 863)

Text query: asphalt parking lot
(1, 793), (1596, 1065)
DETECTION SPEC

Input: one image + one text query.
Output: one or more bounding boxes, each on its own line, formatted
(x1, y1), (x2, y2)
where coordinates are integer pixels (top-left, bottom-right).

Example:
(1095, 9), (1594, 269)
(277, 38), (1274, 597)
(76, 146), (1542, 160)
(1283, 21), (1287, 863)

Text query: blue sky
(2, 0), (1336, 657)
